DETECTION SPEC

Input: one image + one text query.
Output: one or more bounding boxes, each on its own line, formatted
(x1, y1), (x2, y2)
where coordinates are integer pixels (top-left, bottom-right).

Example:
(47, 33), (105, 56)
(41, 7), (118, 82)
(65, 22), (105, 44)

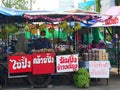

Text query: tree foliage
(95, 0), (100, 12)
(2, 0), (35, 10)
(115, 0), (120, 6)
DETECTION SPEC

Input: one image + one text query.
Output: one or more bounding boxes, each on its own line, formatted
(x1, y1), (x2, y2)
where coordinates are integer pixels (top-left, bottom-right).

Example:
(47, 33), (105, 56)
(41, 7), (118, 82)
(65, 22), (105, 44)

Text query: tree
(2, 0), (35, 10)
(115, 0), (120, 6)
(95, 0), (100, 12)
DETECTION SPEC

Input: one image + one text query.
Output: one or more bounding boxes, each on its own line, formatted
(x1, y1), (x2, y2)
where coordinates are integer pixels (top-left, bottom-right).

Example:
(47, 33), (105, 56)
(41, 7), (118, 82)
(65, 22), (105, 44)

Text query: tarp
(23, 7), (99, 22)
(0, 7), (25, 16)
(0, 7), (100, 23)
(92, 27), (104, 43)
(0, 7), (55, 23)
(0, 7), (101, 27)
(91, 6), (120, 27)
(0, 7), (53, 16)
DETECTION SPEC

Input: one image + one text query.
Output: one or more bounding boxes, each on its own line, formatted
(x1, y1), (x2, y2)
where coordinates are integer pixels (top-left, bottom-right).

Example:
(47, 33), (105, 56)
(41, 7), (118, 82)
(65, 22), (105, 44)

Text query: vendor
(15, 32), (28, 54)
(97, 40), (106, 49)
(32, 30), (52, 50)
(88, 40), (97, 50)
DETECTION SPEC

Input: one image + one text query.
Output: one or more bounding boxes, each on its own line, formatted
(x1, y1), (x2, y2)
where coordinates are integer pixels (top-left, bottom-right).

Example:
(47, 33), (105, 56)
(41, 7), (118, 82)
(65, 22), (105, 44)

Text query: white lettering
(9, 56), (31, 70)
(33, 55), (54, 64)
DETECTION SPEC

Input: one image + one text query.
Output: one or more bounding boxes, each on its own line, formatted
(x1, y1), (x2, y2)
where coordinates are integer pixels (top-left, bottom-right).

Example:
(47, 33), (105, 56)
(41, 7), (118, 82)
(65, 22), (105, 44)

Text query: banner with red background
(32, 52), (55, 75)
(8, 54), (32, 74)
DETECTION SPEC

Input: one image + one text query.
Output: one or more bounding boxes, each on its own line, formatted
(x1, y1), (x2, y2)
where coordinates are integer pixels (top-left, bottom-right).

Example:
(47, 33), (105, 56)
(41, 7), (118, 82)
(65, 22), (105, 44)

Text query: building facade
(100, 0), (115, 14)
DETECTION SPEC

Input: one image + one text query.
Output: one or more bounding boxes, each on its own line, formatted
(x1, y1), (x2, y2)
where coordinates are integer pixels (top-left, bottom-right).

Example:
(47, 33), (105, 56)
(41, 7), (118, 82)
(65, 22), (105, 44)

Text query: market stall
(23, 10), (110, 87)
(91, 6), (120, 75)
(0, 6), (104, 88)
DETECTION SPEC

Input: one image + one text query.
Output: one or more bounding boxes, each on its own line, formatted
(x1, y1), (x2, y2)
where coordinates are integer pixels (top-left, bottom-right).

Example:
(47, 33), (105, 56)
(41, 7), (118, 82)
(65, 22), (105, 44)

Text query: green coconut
(73, 68), (90, 88)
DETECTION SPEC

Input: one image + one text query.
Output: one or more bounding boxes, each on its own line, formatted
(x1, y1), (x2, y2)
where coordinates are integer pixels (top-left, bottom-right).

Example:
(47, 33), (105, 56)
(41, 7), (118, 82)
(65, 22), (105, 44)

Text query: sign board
(8, 55), (32, 74)
(89, 61), (110, 78)
(32, 52), (55, 75)
(56, 54), (79, 73)
(92, 16), (120, 27)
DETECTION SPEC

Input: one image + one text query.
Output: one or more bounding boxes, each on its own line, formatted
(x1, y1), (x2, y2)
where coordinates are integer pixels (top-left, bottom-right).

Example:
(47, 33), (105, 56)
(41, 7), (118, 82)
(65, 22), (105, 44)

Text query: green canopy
(92, 28), (104, 44)
(83, 28), (104, 44)
(25, 31), (31, 39)
(25, 28), (67, 41)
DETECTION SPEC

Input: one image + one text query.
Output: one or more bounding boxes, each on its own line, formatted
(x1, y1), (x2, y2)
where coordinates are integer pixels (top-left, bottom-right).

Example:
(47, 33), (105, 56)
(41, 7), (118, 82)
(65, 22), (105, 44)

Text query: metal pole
(117, 27), (120, 75)
(104, 27), (106, 42)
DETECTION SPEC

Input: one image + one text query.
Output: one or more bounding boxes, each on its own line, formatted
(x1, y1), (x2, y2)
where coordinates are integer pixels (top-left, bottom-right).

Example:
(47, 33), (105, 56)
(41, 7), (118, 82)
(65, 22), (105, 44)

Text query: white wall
(100, 0), (115, 14)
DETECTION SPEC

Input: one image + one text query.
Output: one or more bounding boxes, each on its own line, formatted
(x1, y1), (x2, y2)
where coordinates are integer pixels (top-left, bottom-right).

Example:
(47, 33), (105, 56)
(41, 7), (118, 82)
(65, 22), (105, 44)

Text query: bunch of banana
(62, 26), (74, 35)
(24, 24), (30, 31)
(25, 23), (38, 34)
(0, 31), (7, 39)
(39, 23), (47, 31)
(53, 38), (58, 43)
(67, 26), (74, 34)
(30, 24), (36, 29)
(48, 27), (55, 33)
(62, 28), (69, 34)
(74, 22), (81, 30)
(31, 28), (38, 34)
(69, 27), (74, 34)
(58, 21), (68, 29)
(5, 24), (18, 34)
(24, 22), (30, 31)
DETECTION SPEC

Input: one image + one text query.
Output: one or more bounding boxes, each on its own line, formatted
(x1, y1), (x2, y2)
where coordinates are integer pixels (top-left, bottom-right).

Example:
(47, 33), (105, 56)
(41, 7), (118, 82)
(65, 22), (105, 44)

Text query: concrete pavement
(3, 65), (120, 90)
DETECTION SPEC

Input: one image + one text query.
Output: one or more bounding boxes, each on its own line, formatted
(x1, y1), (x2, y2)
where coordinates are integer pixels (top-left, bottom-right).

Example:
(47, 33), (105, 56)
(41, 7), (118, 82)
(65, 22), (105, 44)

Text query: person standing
(32, 30), (52, 50)
(15, 33), (28, 54)
(97, 40), (106, 49)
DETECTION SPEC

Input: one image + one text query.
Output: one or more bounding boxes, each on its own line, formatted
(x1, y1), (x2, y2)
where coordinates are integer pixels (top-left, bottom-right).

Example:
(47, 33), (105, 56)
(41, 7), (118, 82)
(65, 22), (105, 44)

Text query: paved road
(1, 66), (120, 90)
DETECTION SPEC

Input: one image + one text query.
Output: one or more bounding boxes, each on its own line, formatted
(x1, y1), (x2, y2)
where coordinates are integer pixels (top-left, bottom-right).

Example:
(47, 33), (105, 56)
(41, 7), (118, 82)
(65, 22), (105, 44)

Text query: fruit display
(31, 48), (54, 53)
(73, 67), (90, 88)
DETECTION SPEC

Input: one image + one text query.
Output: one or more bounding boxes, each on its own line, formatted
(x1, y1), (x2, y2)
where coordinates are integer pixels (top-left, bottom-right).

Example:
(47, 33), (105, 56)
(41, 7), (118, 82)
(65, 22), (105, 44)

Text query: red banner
(32, 52), (55, 75)
(8, 55), (32, 74)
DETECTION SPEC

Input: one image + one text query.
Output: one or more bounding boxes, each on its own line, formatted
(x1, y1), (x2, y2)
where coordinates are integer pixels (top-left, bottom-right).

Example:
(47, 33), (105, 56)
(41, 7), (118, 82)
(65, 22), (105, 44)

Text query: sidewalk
(3, 65), (120, 90)
(89, 65), (120, 90)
